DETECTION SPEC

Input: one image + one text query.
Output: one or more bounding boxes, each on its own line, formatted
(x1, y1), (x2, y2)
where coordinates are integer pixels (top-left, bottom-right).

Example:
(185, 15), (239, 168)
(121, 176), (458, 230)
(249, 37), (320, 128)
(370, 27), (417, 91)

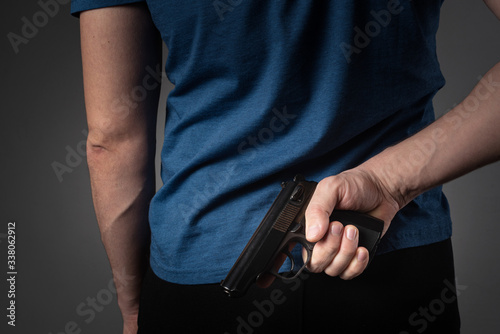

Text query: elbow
(86, 122), (125, 156)
(84, 108), (157, 171)
(86, 123), (153, 164)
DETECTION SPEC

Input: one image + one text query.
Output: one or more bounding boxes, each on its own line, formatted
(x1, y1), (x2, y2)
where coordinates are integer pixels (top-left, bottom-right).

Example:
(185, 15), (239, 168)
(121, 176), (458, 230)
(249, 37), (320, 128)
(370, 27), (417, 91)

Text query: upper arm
(80, 3), (162, 152)
(484, 0), (500, 20)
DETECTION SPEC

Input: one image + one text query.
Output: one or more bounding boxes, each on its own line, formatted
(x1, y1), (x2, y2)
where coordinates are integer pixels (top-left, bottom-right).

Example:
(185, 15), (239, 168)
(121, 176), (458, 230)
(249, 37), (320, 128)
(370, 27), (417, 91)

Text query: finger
(305, 178), (339, 243)
(323, 225), (359, 277)
(306, 221), (344, 273)
(338, 247), (369, 280)
(305, 204), (330, 243)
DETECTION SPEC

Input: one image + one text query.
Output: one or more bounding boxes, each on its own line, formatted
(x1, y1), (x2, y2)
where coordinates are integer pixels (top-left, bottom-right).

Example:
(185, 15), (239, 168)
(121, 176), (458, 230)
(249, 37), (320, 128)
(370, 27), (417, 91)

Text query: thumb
(305, 204), (330, 242)
(305, 179), (340, 242)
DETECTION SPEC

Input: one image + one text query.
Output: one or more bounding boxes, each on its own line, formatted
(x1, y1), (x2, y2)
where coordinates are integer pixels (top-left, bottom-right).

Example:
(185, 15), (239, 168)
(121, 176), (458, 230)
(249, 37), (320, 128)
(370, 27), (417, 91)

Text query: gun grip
(329, 210), (384, 262)
(220, 175), (385, 298)
(269, 210), (383, 280)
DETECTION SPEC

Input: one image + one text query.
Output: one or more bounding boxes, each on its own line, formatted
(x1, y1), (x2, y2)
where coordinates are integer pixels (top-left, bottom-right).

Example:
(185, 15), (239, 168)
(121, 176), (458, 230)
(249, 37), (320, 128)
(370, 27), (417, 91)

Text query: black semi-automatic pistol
(220, 175), (384, 297)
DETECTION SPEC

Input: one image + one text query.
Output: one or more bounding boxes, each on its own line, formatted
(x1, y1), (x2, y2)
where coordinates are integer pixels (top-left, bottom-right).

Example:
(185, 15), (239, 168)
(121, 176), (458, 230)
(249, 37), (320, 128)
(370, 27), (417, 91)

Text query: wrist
(122, 312), (139, 334)
(116, 282), (142, 313)
(358, 146), (423, 210)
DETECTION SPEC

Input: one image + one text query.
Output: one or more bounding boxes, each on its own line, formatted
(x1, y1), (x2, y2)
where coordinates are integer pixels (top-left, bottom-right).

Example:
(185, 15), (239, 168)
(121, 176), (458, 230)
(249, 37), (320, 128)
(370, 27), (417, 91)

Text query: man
(73, 1), (500, 332)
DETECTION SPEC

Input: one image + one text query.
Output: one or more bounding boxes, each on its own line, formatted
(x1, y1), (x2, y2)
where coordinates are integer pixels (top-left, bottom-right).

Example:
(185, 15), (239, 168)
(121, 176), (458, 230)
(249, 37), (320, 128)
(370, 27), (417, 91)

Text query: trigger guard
(269, 239), (314, 281)
(268, 248), (295, 279)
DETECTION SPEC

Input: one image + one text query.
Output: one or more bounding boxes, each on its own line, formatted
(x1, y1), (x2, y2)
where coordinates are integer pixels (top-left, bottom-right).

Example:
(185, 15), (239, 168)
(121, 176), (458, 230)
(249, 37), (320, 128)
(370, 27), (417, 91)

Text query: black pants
(138, 239), (460, 333)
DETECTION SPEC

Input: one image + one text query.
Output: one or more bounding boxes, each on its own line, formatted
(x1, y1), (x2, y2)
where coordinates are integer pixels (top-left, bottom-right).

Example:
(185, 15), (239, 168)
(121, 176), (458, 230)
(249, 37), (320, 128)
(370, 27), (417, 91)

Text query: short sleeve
(71, 0), (145, 17)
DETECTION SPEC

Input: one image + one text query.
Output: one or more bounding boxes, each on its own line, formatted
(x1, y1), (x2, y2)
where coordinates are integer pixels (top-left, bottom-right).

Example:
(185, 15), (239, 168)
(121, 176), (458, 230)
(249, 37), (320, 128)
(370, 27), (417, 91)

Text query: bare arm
(305, 3), (500, 279)
(80, 4), (162, 333)
(367, 62), (500, 210)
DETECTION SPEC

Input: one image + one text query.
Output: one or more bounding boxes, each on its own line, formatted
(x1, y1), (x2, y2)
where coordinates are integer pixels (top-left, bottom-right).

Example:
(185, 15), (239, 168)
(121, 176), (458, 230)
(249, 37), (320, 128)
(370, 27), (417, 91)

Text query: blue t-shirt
(72, 0), (452, 284)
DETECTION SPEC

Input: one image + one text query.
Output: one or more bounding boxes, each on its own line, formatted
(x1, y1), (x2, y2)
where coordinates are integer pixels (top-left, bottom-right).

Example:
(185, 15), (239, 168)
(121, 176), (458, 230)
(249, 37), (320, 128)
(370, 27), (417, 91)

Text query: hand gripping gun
(220, 175), (384, 297)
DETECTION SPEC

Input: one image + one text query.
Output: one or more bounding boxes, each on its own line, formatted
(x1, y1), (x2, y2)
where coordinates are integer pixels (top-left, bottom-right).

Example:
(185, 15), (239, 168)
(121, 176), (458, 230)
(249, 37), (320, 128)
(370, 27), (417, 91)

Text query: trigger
(281, 248), (295, 272)
(288, 221), (302, 233)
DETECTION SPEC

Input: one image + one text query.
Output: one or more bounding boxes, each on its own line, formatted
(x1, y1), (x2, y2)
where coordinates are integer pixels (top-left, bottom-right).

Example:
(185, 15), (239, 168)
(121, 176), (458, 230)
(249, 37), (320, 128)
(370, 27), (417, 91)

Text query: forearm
(79, 3), (162, 322)
(362, 61), (500, 209)
(305, 0), (500, 281)
(87, 139), (155, 311)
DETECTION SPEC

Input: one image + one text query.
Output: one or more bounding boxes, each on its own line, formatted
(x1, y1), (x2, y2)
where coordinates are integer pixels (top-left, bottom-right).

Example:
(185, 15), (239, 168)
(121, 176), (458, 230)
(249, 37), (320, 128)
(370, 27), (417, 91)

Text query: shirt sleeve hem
(70, 0), (145, 17)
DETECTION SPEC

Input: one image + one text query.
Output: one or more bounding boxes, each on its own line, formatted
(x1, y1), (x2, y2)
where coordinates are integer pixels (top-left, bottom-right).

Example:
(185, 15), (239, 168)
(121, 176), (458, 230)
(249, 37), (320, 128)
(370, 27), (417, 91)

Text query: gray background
(1, 1), (499, 333)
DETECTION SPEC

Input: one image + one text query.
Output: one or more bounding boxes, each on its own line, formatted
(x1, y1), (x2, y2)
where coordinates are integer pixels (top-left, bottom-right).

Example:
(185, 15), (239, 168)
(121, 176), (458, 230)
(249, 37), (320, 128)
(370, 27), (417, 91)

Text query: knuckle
(322, 239), (341, 256)
(308, 246), (336, 273)
(324, 265), (342, 277)
(339, 271), (358, 280)
(339, 244), (357, 258)
(339, 257), (367, 280)
(319, 174), (334, 188)
(307, 259), (324, 273)
(305, 204), (327, 219)
(323, 257), (347, 277)
(318, 175), (340, 190)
